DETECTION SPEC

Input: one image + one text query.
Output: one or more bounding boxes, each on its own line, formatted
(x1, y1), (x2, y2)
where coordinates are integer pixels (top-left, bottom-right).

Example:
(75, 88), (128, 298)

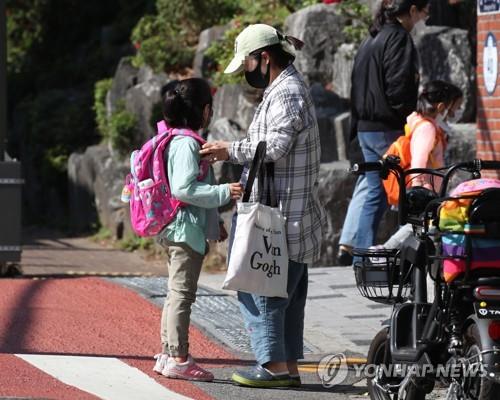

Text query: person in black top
(350, 0), (430, 250)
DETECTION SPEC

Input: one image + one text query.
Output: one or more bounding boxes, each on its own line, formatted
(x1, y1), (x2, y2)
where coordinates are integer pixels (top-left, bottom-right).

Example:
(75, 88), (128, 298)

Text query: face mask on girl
(435, 110), (446, 125)
(446, 107), (463, 124)
(436, 114), (452, 134)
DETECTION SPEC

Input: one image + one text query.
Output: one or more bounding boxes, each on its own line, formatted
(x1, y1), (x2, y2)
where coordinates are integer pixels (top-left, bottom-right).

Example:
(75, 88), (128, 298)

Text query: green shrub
(338, 0), (372, 46)
(23, 89), (96, 180)
(108, 103), (138, 156)
(6, 0), (47, 74)
(91, 226), (113, 243)
(119, 235), (154, 252)
(150, 101), (165, 132)
(131, 16), (195, 71)
(93, 78), (113, 136)
(131, 0), (242, 72)
(205, 26), (243, 86)
(93, 80), (138, 156)
(205, 0), (320, 86)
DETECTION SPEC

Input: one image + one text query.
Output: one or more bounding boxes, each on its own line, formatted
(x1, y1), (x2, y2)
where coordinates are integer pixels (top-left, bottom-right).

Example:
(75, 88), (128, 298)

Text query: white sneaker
(153, 353), (169, 374)
(162, 355), (214, 381)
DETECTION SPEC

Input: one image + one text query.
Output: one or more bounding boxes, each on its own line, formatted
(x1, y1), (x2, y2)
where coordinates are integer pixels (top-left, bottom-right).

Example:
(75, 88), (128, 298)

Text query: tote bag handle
(242, 142), (276, 206)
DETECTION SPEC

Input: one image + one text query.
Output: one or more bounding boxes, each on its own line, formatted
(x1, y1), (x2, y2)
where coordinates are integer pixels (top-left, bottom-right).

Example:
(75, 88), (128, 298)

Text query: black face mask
(244, 55), (270, 89)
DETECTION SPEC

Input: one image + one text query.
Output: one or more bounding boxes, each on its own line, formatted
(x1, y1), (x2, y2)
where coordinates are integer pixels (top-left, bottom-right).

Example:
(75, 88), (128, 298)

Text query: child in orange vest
(379, 80), (463, 250)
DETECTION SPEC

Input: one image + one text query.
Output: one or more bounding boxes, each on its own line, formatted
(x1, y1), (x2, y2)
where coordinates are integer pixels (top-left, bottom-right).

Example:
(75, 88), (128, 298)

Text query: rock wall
(107, 58), (170, 144)
(68, 144), (130, 239)
(284, 4), (346, 85)
(193, 25), (229, 78)
(68, 58), (171, 236)
(317, 123), (477, 265)
(211, 84), (261, 132)
(413, 26), (475, 122)
(67, 3), (479, 266)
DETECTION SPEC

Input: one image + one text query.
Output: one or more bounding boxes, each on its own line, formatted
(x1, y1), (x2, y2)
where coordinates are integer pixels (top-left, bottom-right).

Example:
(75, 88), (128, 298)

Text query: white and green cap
(224, 24), (298, 75)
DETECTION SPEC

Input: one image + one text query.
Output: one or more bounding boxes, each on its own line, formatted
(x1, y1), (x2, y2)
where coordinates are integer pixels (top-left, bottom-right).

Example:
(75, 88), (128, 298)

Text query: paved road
(0, 234), (384, 399)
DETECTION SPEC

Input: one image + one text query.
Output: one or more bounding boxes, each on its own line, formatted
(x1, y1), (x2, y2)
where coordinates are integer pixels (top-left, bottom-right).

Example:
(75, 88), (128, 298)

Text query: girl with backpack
(378, 80), (463, 250)
(152, 78), (243, 381)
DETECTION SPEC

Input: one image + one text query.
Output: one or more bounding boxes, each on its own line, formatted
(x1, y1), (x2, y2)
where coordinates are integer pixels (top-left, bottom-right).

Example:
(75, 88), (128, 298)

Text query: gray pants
(158, 239), (203, 357)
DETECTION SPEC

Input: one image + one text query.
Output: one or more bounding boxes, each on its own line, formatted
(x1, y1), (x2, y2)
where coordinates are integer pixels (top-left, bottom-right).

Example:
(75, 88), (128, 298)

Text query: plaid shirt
(228, 65), (326, 264)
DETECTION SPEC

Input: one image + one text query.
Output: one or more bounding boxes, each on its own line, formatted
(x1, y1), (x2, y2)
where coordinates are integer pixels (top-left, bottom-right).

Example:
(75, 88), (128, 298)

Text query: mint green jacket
(158, 135), (230, 255)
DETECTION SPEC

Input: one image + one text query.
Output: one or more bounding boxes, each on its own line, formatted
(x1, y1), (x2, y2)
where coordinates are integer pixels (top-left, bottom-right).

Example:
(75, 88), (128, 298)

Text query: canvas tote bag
(223, 142), (289, 298)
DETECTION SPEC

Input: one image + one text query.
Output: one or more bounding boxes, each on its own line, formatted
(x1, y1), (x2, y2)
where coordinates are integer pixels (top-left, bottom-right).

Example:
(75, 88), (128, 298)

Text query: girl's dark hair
(369, 0), (429, 37)
(163, 78), (212, 131)
(417, 80), (463, 116)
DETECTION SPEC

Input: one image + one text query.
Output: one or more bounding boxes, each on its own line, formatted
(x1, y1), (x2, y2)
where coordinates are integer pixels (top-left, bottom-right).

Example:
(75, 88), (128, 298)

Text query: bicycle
(351, 157), (500, 400)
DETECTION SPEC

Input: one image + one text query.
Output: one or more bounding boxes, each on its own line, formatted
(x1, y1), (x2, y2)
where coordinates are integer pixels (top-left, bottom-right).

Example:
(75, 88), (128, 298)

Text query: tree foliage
(131, 0), (242, 72)
(6, 0), (47, 74)
(338, 0), (372, 45)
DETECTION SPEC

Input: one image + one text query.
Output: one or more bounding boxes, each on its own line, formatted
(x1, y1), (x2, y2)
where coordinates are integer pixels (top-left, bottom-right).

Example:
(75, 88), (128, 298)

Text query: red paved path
(0, 277), (238, 399)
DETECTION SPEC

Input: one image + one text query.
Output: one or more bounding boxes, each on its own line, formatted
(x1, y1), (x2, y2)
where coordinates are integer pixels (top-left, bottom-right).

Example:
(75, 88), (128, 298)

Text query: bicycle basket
(352, 248), (410, 304)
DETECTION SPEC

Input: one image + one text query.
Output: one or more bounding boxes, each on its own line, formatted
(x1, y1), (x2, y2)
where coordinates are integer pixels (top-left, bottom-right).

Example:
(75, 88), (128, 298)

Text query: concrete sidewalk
(198, 268), (389, 358)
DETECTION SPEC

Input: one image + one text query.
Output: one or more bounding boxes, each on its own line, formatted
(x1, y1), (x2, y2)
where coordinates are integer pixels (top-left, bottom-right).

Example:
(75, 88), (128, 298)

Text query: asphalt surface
(0, 233), (373, 399)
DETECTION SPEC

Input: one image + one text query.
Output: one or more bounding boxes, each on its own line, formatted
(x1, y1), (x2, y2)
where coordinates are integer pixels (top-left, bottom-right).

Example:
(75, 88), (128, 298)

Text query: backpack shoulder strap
(154, 124), (210, 181)
(157, 120), (169, 135)
(170, 128), (207, 146)
(170, 129), (209, 179)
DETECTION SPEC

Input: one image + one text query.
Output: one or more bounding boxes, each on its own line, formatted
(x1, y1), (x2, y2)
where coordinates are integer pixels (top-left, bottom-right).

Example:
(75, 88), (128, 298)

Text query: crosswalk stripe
(16, 354), (192, 400)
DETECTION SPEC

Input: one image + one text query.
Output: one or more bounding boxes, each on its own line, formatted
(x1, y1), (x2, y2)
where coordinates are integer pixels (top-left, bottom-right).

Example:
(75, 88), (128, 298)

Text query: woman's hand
(200, 141), (230, 162)
(229, 182), (244, 200)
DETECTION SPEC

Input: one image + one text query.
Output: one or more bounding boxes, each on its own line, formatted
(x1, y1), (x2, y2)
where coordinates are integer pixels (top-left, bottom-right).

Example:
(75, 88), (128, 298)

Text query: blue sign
(479, 0), (500, 14)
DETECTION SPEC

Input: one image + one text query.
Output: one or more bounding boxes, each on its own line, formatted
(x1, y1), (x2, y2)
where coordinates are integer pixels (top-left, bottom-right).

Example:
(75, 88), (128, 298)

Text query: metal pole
(0, 0), (6, 162)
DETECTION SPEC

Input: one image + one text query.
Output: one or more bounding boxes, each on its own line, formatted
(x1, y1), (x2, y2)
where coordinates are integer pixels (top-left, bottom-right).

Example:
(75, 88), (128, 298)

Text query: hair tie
(283, 35), (305, 51)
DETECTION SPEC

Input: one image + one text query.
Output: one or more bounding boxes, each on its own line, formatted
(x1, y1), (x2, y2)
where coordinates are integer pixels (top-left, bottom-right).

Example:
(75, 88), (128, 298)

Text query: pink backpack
(123, 120), (209, 237)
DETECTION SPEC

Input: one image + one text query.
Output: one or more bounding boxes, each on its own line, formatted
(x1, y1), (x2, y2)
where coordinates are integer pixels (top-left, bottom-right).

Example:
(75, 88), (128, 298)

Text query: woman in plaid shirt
(201, 24), (326, 388)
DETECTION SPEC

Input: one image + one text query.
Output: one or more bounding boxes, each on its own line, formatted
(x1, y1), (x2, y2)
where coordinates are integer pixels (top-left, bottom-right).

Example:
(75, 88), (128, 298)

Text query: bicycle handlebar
(349, 160), (386, 173)
(350, 158), (500, 226)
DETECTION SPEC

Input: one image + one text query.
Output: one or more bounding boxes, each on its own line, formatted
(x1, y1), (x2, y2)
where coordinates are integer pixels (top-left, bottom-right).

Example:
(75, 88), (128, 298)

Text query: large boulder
(284, 4), (346, 85)
(331, 43), (356, 99)
(68, 152), (98, 232)
(68, 145), (131, 239)
(445, 123), (477, 188)
(207, 118), (246, 188)
(310, 83), (350, 162)
(317, 161), (398, 265)
(193, 25), (229, 78)
(106, 58), (140, 117)
(106, 58), (170, 145)
(446, 123), (476, 165)
(124, 65), (169, 143)
(413, 26), (475, 122)
(211, 84), (261, 132)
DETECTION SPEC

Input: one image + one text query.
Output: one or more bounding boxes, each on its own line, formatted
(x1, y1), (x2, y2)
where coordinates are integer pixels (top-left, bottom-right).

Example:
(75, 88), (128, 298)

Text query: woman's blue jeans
(355, 131), (402, 249)
(237, 262), (308, 366)
(228, 212), (308, 365)
(339, 174), (368, 247)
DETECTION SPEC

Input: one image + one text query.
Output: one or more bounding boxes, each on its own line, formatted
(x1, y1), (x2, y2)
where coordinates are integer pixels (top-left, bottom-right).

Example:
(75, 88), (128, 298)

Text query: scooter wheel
(367, 327), (425, 400)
